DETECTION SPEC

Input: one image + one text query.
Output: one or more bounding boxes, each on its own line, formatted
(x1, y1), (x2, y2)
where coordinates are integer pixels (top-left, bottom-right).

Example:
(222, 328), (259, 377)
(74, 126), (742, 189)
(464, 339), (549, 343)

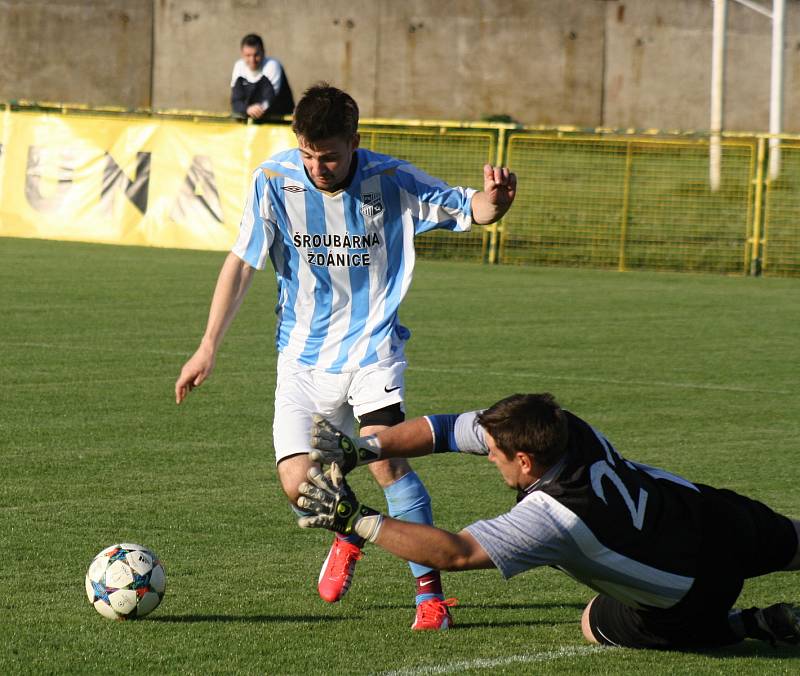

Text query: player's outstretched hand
(471, 164), (517, 224)
(297, 463), (383, 541)
(175, 343), (216, 405)
(483, 163), (517, 212)
(309, 414), (382, 473)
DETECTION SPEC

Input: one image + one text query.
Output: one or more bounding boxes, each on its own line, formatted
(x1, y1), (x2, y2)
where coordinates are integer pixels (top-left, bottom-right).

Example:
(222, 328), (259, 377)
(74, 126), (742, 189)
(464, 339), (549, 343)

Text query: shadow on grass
(369, 601), (585, 611)
(455, 619), (577, 629)
(151, 614), (356, 624)
(686, 641), (800, 660)
(457, 602), (587, 611)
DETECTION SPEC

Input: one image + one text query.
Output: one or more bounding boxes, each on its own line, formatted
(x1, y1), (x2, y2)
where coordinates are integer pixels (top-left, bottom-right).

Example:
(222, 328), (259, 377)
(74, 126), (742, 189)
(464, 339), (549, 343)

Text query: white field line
(4, 341), (189, 357)
(414, 366), (791, 396)
(380, 645), (606, 676)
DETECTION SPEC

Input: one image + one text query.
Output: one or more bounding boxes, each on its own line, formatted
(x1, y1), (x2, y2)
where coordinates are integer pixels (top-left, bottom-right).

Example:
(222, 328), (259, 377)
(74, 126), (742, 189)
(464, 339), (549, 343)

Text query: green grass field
(2, 237), (799, 674)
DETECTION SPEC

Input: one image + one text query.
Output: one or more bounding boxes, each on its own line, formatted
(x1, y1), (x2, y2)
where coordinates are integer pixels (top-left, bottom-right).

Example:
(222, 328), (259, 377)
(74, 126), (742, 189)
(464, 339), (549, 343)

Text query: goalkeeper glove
(309, 414), (382, 474)
(296, 462), (384, 542)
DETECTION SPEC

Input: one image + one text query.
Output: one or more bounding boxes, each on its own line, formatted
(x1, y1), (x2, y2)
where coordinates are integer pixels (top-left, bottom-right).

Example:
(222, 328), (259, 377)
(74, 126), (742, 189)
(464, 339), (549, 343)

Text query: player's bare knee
(581, 597), (600, 644)
(367, 456), (412, 487)
(277, 453), (315, 504)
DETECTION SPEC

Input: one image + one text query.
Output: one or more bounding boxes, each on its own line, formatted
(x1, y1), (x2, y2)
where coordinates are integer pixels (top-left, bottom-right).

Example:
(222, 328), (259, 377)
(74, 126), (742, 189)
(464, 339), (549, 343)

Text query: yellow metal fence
(360, 124), (496, 262)
(360, 123), (798, 277)
(764, 142), (800, 276)
(2, 102), (799, 276)
(500, 135), (758, 274)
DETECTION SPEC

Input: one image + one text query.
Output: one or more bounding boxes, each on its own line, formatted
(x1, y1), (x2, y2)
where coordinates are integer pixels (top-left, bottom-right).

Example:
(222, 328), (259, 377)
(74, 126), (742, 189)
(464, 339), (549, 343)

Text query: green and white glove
(309, 414), (382, 474)
(296, 462), (384, 542)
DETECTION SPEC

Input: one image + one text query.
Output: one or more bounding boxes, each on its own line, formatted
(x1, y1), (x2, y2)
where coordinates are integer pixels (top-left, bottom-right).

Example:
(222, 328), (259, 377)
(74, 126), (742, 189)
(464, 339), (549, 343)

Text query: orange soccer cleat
(317, 537), (363, 603)
(411, 597), (458, 630)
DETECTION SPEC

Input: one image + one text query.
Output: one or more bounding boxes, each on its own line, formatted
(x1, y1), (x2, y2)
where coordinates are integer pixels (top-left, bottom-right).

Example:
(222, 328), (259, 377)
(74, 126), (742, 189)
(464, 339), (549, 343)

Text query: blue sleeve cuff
(425, 414), (460, 453)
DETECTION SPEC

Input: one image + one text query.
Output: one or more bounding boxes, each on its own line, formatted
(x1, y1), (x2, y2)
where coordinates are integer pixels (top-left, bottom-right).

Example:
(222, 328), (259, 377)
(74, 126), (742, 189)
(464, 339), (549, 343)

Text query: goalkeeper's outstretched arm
(311, 411), (484, 473)
(310, 415), (438, 472)
(372, 519), (494, 572)
(297, 462), (494, 571)
(367, 417), (437, 455)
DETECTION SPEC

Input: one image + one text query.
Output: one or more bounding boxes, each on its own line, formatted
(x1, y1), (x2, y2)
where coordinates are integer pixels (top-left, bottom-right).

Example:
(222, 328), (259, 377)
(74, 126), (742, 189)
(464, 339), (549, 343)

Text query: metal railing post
(749, 136), (767, 275)
(618, 141), (634, 271)
(487, 126), (508, 265)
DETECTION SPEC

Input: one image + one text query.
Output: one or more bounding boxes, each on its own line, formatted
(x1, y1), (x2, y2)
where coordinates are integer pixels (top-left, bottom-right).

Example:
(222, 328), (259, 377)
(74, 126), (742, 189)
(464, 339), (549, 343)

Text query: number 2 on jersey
(590, 461), (649, 530)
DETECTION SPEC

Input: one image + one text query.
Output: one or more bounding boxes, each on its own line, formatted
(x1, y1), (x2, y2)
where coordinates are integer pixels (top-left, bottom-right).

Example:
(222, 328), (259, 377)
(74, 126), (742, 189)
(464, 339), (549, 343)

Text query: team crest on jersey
(360, 192), (384, 217)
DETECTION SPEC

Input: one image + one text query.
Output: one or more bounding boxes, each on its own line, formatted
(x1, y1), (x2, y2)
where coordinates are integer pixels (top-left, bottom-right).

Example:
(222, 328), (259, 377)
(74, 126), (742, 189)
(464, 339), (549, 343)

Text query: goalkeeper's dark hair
(292, 82), (359, 142)
(477, 393), (569, 468)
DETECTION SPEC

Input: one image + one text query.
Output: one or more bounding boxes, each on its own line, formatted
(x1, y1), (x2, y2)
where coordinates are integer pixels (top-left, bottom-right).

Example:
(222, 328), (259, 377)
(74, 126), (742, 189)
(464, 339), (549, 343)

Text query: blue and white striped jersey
(232, 147), (476, 372)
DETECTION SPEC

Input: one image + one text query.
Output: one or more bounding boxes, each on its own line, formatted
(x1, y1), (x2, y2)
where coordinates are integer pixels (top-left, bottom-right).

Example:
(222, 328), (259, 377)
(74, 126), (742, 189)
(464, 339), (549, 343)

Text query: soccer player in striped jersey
(299, 394), (800, 648)
(175, 83), (517, 629)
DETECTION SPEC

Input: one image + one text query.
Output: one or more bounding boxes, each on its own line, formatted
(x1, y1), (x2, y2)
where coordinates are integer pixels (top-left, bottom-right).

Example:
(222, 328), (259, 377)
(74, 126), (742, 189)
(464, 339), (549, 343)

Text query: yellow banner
(0, 110), (295, 250)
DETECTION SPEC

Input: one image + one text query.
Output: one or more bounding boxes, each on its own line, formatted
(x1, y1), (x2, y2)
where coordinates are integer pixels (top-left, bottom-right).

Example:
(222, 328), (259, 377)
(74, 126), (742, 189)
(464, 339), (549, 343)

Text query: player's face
(485, 433), (524, 489)
(297, 134), (360, 191)
(241, 45), (263, 71)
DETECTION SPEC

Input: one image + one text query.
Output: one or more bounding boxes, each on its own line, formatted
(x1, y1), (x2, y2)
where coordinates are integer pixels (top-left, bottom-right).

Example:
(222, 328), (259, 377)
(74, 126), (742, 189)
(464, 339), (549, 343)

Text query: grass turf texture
(2, 236), (799, 674)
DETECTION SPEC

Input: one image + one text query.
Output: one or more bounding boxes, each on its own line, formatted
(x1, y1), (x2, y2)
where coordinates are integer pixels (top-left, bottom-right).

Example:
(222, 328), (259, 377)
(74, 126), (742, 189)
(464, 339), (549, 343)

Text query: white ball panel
(105, 560), (134, 589)
(84, 575), (95, 602)
(126, 549), (154, 576)
(136, 591), (161, 617)
(87, 557), (108, 583)
(149, 564), (166, 594)
(87, 544), (166, 620)
(108, 589), (138, 615)
(94, 600), (119, 620)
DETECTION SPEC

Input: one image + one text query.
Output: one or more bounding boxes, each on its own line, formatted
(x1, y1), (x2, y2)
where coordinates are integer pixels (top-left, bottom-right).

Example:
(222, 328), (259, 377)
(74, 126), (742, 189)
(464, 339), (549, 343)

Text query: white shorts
(272, 352), (407, 464)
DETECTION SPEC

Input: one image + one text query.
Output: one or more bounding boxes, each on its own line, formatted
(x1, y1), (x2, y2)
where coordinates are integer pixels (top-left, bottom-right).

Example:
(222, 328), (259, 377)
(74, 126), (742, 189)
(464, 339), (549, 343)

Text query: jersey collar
(515, 455), (568, 503)
(304, 150), (360, 197)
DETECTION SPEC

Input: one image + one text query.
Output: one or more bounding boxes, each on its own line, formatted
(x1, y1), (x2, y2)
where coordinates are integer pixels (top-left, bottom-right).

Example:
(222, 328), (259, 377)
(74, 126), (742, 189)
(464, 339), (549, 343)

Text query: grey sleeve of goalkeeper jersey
(454, 411), (489, 455)
(465, 495), (568, 578)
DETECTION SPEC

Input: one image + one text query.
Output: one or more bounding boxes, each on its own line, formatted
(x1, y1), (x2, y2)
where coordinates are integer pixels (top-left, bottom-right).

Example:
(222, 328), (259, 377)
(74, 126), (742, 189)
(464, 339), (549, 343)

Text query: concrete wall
(151, 0), (604, 124)
(370, 0), (604, 123)
(2, 0), (800, 132)
(604, 0), (800, 132)
(151, 0), (380, 115)
(0, 0), (153, 108)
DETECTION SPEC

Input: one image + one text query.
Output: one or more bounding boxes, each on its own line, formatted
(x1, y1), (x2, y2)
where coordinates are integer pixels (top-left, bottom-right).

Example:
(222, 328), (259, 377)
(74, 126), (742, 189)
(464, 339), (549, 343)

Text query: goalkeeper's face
(485, 433), (525, 490)
(298, 134), (360, 191)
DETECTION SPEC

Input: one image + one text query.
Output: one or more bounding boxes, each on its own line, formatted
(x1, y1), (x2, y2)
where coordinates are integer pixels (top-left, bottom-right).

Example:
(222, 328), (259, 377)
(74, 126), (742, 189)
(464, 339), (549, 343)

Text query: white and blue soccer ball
(85, 543), (166, 620)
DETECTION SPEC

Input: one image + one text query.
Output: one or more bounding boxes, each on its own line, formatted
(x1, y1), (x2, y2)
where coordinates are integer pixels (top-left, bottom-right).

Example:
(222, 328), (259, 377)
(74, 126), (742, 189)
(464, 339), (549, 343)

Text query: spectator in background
(231, 33), (294, 121)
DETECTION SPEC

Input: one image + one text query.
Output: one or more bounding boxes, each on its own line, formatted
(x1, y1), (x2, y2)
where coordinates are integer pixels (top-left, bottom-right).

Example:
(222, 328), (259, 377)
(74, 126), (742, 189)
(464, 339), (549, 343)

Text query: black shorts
(589, 486), (797, 650)
(359, 402), (405, 428)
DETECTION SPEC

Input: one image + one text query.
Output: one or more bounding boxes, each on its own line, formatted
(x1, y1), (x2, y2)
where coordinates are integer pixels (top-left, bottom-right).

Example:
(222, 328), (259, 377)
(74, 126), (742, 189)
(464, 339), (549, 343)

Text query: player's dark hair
(241, 34), (264, 52)
(477, 393), (569, 468)
(292, 82), (359, 142)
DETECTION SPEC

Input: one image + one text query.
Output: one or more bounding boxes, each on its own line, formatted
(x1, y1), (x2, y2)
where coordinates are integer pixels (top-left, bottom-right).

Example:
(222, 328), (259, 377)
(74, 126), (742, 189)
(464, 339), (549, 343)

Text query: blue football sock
(290, 503), (313, 519)
(383, 471), (441, 603)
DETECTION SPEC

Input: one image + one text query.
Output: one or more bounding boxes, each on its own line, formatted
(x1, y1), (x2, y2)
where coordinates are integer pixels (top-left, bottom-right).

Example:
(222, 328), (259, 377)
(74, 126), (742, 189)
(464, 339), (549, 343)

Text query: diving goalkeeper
(298, 393), (800, 650)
